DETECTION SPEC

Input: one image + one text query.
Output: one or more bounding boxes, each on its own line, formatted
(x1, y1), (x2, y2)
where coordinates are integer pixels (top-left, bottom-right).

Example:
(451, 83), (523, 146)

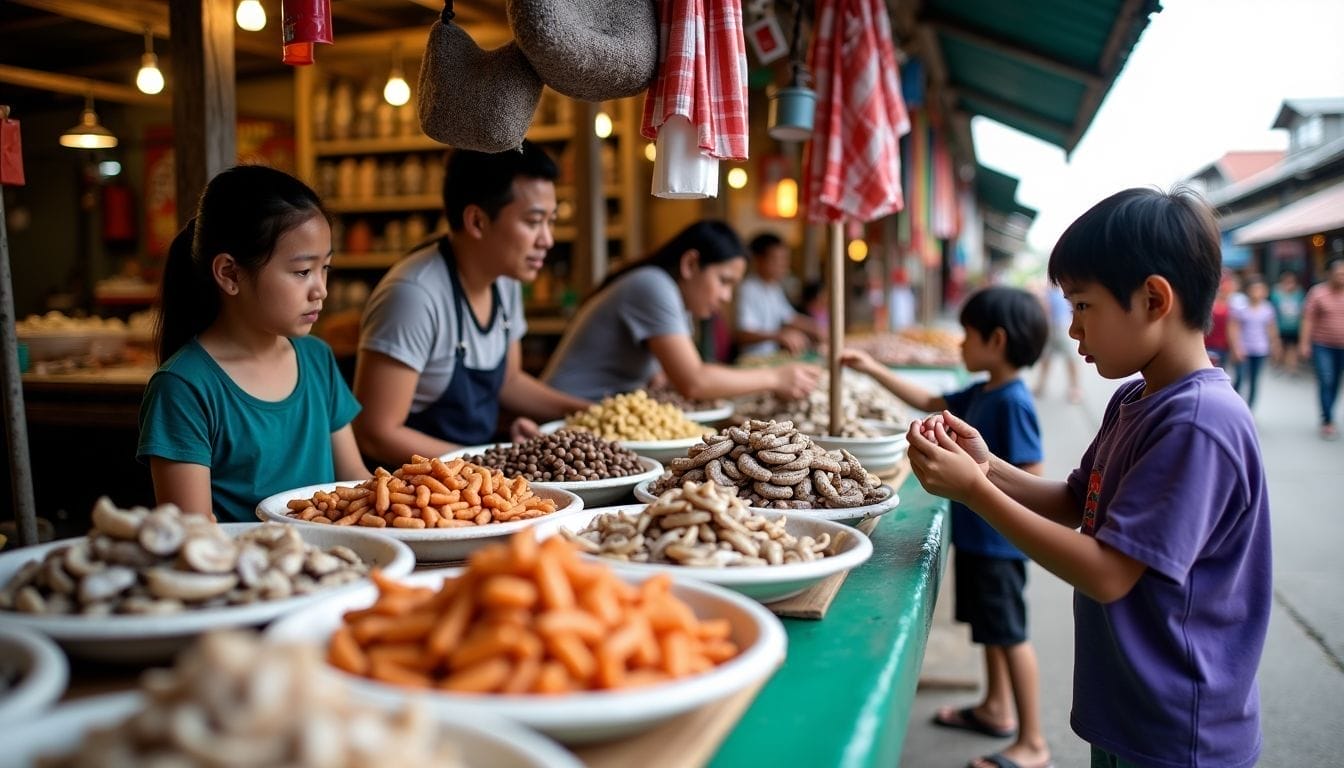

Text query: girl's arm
(646, 333), (821, 401)
(330, 424), (370, 480)
(149, 458), (215, 520)
(909, 423), (1145, 602)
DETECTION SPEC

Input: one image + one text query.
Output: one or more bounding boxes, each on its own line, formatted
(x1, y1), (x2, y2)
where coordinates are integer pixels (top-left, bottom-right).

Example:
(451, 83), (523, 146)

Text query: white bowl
(0, 625), (68, 724)
(0, 523), (414, 663)
(8, 690), (584, 768)
(256, 483), (584, 565)
(265, 569), (787, 744)
(634, 479), (900, 526)
(545, 505), (873, 603)
(442, 446), (664, 509)
(538, 420), (710, 465)
(683, 403), (734, 425)
(813, 419), (910, 476)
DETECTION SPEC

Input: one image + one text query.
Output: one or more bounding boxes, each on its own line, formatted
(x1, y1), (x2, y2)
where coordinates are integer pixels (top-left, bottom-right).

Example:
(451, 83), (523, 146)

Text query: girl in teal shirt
(138, 165), (368, 522)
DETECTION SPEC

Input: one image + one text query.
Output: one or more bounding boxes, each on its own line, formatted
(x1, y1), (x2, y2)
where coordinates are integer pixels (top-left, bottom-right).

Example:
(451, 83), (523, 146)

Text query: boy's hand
(838, 348), (879, 374)
(931, 410), (990, 471)
(907, 415), (990, 504)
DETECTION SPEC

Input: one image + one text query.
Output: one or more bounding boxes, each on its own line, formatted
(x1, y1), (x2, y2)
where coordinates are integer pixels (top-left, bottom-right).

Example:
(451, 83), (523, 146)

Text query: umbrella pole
(0, 187), (38, 546)
(828, 221), (844, 437)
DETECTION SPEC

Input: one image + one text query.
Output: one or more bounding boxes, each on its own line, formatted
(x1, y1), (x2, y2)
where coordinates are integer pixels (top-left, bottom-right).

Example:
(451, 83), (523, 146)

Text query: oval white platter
(541, 505), (874, 603)
(0, 624), (68, 724)
(256, 483), (584, 564)
(264, 569), (787, 744)
(0, 522), (414, 663)
(442, 444), (663, 508)
(634, 479), (900, 526)
(7, 690), (584, 768)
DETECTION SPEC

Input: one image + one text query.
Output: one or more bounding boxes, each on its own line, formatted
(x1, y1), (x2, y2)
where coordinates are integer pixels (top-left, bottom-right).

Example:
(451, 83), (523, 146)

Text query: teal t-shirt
(137, 336), (361, 522)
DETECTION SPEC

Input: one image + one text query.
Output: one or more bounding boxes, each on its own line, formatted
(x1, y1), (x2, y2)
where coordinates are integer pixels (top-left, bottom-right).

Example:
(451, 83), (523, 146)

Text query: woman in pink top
(1300, 258), (1344, 440)
(1229, 275), (1279, 409)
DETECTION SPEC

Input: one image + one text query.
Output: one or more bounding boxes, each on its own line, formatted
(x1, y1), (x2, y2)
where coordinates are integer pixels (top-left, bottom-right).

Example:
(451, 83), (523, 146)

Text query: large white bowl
(0, 523), (414, 663)
(8, 690), (584, 768)
(544, 505), (873, 603)
(257, 483), (583, 565)
(0, 625), (68, 724)
(634, 479), (900, 526)
(683, 403), (734, 426)
(265, 569), (787, 744)
(442, 445), (664, 508)
(813, 419), (910, 476)
(539, 420), (710, 465)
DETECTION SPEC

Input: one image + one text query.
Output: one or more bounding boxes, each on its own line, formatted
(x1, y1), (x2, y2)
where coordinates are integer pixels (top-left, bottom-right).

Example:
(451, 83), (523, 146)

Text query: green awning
(976, 164), (1036, 219)
(922, 0), (1161, 152)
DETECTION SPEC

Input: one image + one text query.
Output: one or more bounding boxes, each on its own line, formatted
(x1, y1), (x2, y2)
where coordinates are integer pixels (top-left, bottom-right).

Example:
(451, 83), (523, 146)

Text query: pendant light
(135, 28), (165, 95)
(59, 96), (118, 149)
(236, 0), (267, 31)
(383, 47), (410, 107)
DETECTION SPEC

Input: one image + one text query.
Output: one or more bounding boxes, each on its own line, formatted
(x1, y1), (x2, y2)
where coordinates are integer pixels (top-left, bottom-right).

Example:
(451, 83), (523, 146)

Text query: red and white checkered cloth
(640, 0), (749, 161)
(803, 0), (910, 223)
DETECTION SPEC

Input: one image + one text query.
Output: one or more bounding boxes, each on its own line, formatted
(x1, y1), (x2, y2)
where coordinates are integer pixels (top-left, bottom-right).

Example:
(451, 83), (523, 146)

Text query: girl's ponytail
(155, 217), (218, 363)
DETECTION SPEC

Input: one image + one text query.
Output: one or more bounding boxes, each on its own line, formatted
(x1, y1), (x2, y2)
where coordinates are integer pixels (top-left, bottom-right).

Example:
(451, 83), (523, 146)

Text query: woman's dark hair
(1048, 186), (1221, 331)
(591, 220), (745, 295)
(156, 165), (326, 362)
(442, 140), (558, 232)
(959, 286), (1049, 368)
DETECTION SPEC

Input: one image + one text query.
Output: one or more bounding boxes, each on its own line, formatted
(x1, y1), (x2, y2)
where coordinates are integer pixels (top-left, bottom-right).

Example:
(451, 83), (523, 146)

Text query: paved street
(901, 357), (1344, 767)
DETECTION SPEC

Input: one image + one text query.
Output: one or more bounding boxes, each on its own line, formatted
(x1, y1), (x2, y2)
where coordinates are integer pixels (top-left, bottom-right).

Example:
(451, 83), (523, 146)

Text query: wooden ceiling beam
(11, 0), (278, 60)
(0, 62), (165, 106)
(925, 11), (1104, 88)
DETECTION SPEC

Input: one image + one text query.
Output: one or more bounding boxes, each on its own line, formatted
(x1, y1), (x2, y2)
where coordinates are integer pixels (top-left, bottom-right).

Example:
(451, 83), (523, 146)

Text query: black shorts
(954, 551), (1028, 646)
(1280, 330), (1299, 345)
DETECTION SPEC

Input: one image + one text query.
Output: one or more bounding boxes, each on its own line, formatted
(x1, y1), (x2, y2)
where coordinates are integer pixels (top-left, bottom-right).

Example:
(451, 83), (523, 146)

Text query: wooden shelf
(332, 252), (403, 269)
(326, 195), (443, 213)
(313, 124), (574, 157)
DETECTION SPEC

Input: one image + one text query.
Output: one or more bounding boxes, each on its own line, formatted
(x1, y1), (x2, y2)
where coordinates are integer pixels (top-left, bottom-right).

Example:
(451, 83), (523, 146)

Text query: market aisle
(901, 360), (1344, 767)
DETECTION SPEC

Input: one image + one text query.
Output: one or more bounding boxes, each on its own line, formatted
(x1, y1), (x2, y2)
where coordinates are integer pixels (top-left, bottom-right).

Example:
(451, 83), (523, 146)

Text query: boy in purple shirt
(907, 187), (1272, 768)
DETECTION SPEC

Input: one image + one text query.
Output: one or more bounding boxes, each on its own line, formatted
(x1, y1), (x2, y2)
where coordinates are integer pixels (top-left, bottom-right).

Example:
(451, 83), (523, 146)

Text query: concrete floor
(899, 356), (1344, 767)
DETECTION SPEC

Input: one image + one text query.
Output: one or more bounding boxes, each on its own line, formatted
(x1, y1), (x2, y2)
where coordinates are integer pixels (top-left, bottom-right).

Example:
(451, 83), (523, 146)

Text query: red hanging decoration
(281, 0), (333, 66)
(0, 107), (25, 187)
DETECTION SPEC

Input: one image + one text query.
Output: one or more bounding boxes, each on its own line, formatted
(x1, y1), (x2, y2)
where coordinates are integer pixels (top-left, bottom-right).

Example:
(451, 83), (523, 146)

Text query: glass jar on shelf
(378, 160), (400, 197)
(400, 155), (424, 198)
(337, 157), (357, 199)
(330, 80), (354, 141)
(357, 157), (378, 199)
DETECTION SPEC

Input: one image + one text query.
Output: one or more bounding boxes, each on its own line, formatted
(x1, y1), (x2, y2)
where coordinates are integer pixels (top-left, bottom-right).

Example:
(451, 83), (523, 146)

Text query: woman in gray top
(543, 221), (821, 401)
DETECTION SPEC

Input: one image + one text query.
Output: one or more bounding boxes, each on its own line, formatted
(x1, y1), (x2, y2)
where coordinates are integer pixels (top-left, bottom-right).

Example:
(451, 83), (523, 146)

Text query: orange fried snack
(327, 531), (740, 694)
(285, 455), (556, 529)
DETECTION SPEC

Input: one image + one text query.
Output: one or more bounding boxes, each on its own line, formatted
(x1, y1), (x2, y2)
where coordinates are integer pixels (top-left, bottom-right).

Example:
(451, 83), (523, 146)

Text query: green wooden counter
(710, 471), (950, 767)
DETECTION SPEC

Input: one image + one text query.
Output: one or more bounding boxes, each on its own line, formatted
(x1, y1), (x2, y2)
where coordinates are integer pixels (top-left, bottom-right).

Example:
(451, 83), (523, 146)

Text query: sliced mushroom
(63, 541), (105, 577)
(91, 496), (147, 540)
(256, 569), (293, 601)
(138, 510), (187, 557)
(120, 596), (186, 615)
(234, 543), (271, 588)
(15, 586), (46, 614)
(269, 545), (305, 578)
(105, 540), (163, 569)
(80, 600), (115, 616)
(146, 568), (238, 602)
(326, 545), (361, 565)
(170, 704), (289, 767)
(41, 552), (77, 594)
(0, 560), (42, 608)
(302, 550), (341, 577)
(291, 574), (318, 595)
(79, 565), (137, 604)
(180, 536), (238, 574)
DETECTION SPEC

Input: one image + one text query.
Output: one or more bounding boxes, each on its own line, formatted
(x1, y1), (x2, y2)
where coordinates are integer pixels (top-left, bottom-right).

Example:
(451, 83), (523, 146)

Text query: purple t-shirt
(1232, 302), (1275, 357)
(1065, 369), (1271, 768)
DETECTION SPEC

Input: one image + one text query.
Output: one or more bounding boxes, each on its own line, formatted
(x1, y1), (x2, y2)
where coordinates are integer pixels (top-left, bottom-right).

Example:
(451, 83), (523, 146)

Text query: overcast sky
(972, 0), (1344, 254)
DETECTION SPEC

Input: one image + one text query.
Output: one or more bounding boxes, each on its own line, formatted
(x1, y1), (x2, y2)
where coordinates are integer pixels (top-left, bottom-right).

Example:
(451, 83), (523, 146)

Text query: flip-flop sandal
(931, 706), (1016, 738)
(967, 752), (1054, 768)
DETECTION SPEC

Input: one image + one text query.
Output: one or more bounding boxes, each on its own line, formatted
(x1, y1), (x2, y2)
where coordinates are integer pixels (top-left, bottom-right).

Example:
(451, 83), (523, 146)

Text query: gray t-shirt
(359, 241), (526, 414)
(734, 274), (798, 357)
(543, 266), (690, 400)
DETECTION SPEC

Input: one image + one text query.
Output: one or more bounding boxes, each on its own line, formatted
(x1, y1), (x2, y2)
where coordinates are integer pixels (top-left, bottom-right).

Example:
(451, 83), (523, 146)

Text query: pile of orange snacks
(285, 456), (557, 529)
(328, 531), (740, 693)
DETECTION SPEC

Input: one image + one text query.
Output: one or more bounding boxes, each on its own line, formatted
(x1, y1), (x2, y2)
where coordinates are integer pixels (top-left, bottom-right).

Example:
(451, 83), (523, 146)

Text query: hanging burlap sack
(507, 0), (658, 102)
(417, 6), (542, 151)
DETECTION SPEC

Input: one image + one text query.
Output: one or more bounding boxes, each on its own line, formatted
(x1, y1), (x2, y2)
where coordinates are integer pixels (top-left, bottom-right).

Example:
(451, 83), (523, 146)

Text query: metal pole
(0, 115), (39, 545)
(828, 221), (844, 437)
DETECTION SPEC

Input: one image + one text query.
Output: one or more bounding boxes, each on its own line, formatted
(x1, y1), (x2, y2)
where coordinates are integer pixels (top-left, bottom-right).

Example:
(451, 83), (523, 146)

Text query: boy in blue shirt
(908, 187), (1271, 768)
(842, 286), (1052, 768)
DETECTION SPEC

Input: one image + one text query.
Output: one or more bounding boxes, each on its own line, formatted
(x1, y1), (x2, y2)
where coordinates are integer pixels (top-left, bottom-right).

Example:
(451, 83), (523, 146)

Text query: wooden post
(0, 106), (38, 545)
(828, 221), (844, 437)
(169, 0), (236, 223)
(573, 100), (608, 295)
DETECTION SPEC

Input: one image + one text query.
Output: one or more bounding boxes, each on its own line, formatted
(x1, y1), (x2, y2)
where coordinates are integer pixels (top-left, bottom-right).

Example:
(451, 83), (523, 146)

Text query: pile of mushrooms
(0, 497), (367, 616)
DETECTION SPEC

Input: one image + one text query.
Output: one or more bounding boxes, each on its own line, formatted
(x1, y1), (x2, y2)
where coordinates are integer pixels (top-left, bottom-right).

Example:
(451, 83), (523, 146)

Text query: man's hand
(777, 327), (810, 355)
(509, 417), (540, 443)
